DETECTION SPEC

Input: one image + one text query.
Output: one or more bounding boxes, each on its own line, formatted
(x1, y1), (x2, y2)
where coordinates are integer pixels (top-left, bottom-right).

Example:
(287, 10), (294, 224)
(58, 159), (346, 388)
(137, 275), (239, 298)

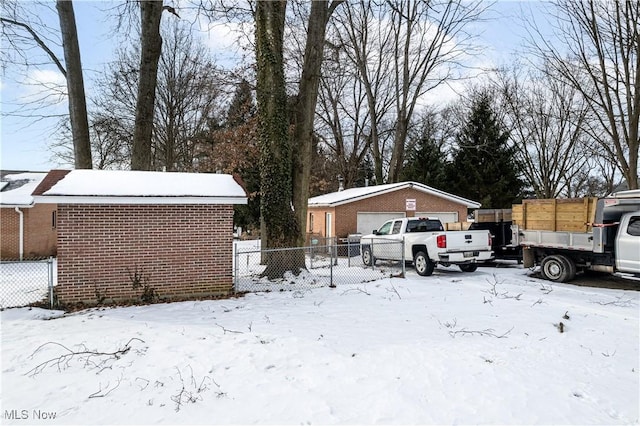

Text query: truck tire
(540, 255), (570, 282)
(557, 254), (576, 281)
(459, 263), (478, 273)
(414, 251), (435, 276)
(362, 246), (375, 266)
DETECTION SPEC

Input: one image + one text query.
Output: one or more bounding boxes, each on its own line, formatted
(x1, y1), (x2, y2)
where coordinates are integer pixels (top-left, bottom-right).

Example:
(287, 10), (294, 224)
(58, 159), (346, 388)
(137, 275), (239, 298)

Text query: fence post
(48, 257), (54, 309)
(233, 245), (238, 293)
(330, 241), (335, 288)
(402, 237), (406, 277)
(370, 238), (375, 270)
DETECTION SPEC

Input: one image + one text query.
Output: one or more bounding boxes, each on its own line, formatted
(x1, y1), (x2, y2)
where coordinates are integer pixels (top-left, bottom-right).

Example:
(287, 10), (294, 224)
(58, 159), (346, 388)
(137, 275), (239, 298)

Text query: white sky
(0, 1), (548, 172)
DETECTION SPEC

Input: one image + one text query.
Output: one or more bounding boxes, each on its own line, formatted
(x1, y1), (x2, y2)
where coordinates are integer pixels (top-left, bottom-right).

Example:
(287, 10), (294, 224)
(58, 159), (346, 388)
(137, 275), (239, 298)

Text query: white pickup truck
(360, 217), (494, 276)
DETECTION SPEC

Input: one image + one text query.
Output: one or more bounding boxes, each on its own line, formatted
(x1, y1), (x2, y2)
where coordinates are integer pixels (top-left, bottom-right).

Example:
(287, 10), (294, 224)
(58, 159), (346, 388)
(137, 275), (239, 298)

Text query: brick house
(1, 171), (57, 260)
(307, 181), (481, 239)
(33, 169), (247, 306)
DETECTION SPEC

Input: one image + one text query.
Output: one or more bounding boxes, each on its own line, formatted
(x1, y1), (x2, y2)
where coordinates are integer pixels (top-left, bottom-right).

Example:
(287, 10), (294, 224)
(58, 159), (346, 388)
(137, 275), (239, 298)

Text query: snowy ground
(0, 259), (55, 309)
(1, 262), (638, 425)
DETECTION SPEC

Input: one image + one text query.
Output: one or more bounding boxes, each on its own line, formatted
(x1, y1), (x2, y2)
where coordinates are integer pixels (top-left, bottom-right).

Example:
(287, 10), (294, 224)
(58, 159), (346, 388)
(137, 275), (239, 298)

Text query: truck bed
(516, 227), (594, 251)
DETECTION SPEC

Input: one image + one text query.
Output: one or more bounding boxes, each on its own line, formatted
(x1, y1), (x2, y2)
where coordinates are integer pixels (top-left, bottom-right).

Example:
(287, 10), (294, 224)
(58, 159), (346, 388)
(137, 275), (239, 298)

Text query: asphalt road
(480, 262), (640, 291)
(546, 270), (640, 291)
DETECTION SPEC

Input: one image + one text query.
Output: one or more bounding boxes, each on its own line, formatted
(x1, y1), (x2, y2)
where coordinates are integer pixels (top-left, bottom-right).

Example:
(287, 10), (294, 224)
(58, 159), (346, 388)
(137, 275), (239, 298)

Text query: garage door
(357, 212), (405, 235)
(415, 212), (458, 224)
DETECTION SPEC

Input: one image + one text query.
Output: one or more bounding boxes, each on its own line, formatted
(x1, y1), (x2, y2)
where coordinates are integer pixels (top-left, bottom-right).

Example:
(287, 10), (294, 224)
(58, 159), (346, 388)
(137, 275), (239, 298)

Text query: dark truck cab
(468, 220), (522, 262)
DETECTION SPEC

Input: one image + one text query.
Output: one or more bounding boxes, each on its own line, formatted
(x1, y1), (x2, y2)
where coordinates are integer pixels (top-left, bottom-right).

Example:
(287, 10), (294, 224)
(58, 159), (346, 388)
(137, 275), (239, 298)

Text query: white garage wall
(357, 212), (405, 235)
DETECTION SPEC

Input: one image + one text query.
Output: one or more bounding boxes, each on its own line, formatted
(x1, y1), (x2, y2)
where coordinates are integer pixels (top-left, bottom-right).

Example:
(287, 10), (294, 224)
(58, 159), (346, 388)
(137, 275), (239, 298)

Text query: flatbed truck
(511, 190), (640, 282)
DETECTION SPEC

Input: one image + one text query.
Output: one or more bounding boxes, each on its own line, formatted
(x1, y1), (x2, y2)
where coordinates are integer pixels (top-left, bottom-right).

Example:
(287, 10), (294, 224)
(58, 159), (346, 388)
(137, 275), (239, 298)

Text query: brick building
(307, 181), (481, 239)
(33, 169), (247, 306)
(1, 172), (57, 260)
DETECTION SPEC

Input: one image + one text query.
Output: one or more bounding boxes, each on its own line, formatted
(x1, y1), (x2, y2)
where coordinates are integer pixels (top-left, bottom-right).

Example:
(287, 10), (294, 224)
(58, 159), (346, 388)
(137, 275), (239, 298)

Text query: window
(377, 221), (392, 235)
(309, 213), (314, 232)
(627, 216), (640, 236)
(52, 211), (57, 229)
(391, 220), (402, 234)
(406, 219), (443, 233)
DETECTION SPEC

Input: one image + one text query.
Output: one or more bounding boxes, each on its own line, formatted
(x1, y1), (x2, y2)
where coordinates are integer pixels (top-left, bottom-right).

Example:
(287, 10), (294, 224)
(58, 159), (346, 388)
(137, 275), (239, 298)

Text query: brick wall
(309, 188), (468, 238)
(1, 204), (57, 260)
(307, 208), (334, 237)
(56, 204), (234, 306)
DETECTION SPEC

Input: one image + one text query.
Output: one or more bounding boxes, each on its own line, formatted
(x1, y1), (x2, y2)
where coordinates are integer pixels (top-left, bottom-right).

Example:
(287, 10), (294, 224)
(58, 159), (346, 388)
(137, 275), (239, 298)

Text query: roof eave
(0, 202), (35, 208)
(34, 195), (248, 205)
(309, 182), (482, 209)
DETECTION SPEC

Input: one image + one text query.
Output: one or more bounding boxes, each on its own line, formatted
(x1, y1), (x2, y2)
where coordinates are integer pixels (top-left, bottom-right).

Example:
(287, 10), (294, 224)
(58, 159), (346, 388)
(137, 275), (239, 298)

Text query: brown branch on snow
(89, 375), (123, 398)
(26, 338), (145, 377)
(216, 324), (244, 334)
(449, 327), (514, 339)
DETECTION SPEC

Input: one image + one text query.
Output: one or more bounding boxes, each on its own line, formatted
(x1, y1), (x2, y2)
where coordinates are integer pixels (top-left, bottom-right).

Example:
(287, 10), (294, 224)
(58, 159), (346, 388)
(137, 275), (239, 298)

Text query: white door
(357, 212), (405, 235)
(325, 213), (332, 238)
(616, 214), (640, 274)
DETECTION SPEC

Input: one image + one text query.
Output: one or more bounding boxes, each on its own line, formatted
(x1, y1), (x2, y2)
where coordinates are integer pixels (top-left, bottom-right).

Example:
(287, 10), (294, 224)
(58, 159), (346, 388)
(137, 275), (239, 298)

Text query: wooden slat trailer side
(511, 192), (640, 282)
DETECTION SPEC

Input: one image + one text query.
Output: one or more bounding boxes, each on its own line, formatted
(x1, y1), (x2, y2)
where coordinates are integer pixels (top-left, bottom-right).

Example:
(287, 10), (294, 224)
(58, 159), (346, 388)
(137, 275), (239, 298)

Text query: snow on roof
(308, 181), (481, 208)
(0, 172), (48, 207)
(36, 170), (247, 205)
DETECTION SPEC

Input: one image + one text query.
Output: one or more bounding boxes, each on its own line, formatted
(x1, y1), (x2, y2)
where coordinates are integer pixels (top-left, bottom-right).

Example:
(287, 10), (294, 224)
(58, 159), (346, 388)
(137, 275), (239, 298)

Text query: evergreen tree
(448, 92), (523, 208)
(196, 79), (261, 233)
(226, 79), (260, 232)
(227, 79), (255, 127)
(401, 132), (449, 190)
(354, 155), (376, 188)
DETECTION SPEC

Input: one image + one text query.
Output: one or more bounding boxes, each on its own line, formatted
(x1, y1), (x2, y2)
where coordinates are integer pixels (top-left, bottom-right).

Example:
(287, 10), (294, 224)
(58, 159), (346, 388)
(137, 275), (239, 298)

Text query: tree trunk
(291, 1), (341, 246)
(56, 0), (92, 169)
(131, 0), (164, 171)
(255, 0), (305, 276)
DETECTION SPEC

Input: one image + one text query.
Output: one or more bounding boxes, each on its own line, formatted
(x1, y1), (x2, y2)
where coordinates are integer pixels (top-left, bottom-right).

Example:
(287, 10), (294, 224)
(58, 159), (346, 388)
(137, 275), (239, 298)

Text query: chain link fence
(233, 239), (405, 293)
(0, 258), (55, 310)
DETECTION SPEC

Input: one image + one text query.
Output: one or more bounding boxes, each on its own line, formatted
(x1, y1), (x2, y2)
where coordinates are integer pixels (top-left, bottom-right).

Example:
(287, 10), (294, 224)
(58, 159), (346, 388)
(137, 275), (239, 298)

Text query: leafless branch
(340, 287), (371, 296)
(26, 338), (145, 377)
(449, 326), (513, 339)
(89, 374), (123, 398)
(216, 323), (244, 334)
(0, 17), (66, 76)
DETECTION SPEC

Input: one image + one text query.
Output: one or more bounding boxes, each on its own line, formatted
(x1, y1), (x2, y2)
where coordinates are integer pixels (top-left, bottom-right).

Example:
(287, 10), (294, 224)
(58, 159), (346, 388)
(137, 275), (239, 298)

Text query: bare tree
(330, 1), (395, 183)
(315, 38), (377, 188)
(386, 0), (485, 182)
(1, 0), (92, 168)
(495, 64), (590, 198)
(56, 0), (92, 169)
(131, 1), (179, 170)
(290, 0), (343, 247)
(529, 0), (639, 190)
(331, 0), (485, 183)
(83, 21), (224, 171)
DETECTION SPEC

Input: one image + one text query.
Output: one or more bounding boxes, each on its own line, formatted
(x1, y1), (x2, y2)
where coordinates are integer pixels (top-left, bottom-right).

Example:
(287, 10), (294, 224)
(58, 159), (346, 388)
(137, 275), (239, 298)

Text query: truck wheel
(362, 246), (375, 266)
(459, 263), (478, 273)
(540, 255), (570, 282)
(414, 251), (435, 276)
(557, 254), (576, 281)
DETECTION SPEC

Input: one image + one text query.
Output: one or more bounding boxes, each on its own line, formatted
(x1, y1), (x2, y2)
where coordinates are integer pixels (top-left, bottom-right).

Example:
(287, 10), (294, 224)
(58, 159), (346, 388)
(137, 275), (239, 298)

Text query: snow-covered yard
(1, 264), (638, 425)
(0, 259), (55, 309)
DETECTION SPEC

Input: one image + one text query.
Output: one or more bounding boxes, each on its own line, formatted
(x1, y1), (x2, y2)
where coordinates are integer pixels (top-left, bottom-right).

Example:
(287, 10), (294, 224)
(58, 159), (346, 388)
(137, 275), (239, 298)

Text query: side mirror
(373, 230), (378, 235)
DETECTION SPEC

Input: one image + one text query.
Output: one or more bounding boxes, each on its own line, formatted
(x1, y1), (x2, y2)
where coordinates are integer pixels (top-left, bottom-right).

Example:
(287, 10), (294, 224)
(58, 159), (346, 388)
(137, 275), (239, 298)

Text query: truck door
(616, 213), (640, 274)
(369, 220), (402, 260)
